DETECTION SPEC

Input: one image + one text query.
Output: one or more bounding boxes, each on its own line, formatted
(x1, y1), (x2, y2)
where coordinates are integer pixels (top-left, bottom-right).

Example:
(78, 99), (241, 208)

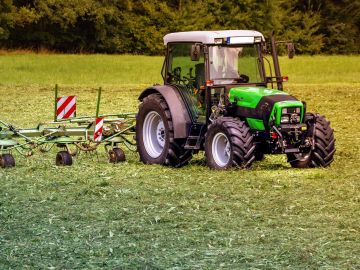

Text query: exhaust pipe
(270, 32), (283, 90)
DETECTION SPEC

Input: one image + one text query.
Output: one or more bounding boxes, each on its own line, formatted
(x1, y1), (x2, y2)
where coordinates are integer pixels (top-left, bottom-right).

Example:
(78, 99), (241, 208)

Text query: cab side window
(167, 43), (205, 90)
(166, 43), (206, 122)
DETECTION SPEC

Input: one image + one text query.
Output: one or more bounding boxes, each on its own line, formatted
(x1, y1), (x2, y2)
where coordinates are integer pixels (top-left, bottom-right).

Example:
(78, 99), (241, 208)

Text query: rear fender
(138, 85), (191, 138)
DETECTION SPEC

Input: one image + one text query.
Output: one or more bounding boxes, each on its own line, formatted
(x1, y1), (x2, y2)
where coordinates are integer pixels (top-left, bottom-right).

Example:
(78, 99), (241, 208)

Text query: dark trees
(0, 0), (358, 54)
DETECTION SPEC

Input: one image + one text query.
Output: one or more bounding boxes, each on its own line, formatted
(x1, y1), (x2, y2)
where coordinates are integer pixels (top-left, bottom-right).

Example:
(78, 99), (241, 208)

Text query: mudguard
(138, 85), (192, 138)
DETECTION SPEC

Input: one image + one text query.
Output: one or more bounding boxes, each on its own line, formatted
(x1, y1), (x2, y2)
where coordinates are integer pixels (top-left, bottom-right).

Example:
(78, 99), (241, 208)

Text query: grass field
(0, 54), (359, 269)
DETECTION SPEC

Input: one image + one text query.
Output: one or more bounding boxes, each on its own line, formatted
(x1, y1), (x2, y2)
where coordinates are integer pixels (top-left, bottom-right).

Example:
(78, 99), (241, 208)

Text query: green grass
(0, 54), (359, 86)
(0, 54), (162, 86)
(279, 55), (360, 84)
(0, 54), (359, 269)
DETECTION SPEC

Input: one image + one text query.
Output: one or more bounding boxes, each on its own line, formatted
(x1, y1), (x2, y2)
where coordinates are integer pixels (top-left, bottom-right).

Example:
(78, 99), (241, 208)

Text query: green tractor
(136, 30), (335, 169)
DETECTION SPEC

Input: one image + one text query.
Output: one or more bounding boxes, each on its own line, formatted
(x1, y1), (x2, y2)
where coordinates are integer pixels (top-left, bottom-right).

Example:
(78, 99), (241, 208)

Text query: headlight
(214, 38), (224, 44)
(282, 107), (301, 114)
(281, 116), (290, 123)
(281, 107), (301, 124)
(291, 114), (301, 123)
(254, 36), (262, 43)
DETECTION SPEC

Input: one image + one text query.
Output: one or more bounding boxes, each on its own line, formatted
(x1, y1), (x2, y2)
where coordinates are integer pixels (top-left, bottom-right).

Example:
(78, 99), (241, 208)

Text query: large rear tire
(288, 113), (335, 168)
(136, 93), (192, 167)
(205, 117), (255, 169)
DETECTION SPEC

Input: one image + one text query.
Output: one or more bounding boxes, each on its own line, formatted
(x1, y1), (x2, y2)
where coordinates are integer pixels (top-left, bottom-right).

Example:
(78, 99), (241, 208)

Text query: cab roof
(163, 30), (265, 45)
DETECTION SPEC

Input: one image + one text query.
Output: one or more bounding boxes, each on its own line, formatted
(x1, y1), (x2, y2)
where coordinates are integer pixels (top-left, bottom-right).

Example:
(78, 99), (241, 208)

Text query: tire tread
(289, 113), (335, 168)
(206, 117), (255, 169)
(136, 93), (192, 168)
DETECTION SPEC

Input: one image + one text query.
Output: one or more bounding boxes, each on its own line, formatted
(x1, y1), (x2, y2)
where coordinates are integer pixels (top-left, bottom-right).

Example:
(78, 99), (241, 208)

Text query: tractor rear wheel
(136, 93), (192, 167)
(205, 117), (256, 169)
(0, 154), (15, 168)
(287, 113), (335, 168)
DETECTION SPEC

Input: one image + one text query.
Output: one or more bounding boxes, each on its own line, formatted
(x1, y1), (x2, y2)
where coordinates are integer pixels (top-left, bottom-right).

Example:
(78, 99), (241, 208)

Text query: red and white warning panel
(56, 96), (76, 120)
(94, 117), (104, 142)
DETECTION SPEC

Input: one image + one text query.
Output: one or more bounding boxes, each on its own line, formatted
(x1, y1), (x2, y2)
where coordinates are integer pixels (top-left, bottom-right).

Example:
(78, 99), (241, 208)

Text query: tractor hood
(228, 86), (294, 108)
(228, 86), (304, 130)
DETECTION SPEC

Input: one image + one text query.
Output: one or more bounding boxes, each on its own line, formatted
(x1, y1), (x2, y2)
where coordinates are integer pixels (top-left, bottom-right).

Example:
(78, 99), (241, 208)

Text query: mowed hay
(0, 55), (359, 269)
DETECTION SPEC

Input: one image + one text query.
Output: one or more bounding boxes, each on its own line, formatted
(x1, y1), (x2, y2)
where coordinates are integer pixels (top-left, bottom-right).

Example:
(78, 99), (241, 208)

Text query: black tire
(254, 149), (265, 161)
(0, 154), (15, 168)
(205, 117), (256, 169)
(109, 147), (126, 163)
(56, 151), (73, 166)
(136, 93), (192, 167)
(287, 113), (335, 168)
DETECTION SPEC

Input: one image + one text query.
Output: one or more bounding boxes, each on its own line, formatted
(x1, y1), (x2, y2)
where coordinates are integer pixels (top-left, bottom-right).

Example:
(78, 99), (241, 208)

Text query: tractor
(135, 30), (335, 169)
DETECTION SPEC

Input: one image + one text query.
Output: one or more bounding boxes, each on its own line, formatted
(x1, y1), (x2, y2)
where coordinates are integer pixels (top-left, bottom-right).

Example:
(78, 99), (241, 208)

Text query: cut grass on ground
(0, 55), (359, 269)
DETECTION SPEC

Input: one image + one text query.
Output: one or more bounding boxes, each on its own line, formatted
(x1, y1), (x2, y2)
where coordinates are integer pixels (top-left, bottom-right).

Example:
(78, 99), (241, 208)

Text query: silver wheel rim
(212, 132), (231, 167)
(143, 111), (166, 158)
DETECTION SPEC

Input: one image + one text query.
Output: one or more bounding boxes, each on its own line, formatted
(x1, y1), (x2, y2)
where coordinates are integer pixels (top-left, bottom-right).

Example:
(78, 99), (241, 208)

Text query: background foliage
(0, 0), (359, 54)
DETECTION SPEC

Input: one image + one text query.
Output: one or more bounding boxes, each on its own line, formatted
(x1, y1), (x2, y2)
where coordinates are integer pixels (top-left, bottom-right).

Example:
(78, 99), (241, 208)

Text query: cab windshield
(209, 44), (264, 85)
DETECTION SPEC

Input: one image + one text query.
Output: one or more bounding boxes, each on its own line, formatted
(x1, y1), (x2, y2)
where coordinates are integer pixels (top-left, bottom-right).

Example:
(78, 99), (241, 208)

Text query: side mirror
(287, 43), (295, 59)
(191, 44), (201, 61)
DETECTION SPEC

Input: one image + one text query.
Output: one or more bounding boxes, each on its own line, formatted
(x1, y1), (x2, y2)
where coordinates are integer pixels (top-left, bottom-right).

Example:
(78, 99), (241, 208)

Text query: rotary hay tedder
(0, 85), (136, 168)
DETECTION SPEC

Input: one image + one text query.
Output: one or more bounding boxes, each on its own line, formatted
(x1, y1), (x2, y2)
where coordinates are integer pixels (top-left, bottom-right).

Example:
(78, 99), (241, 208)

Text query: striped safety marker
(94, 117), (104, 142)
(56, 96), (76, 120)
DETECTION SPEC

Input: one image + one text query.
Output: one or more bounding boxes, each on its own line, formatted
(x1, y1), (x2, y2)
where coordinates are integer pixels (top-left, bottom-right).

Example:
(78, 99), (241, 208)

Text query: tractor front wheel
(136, 93), (192, 167)
(287, 113), (335, 168)
(205, 117), (255, 170)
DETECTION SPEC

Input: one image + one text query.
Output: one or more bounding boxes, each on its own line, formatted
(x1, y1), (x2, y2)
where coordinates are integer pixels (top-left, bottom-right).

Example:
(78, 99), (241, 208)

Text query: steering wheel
(235, 74), (249, 83)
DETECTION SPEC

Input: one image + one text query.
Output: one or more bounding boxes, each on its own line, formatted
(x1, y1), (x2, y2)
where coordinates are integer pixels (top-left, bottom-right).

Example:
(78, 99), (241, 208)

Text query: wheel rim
(143, 111), (166, 158)
(212, 132), (231, 167)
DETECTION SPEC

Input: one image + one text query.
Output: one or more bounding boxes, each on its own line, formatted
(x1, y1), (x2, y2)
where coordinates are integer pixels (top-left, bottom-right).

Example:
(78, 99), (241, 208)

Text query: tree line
(0, 0), (359, 55)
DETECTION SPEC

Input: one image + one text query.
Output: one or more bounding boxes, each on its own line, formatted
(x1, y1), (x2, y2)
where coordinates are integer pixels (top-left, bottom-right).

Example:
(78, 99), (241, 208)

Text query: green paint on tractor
(270, 100), (304, 126)
(228, 86), (304, 130)
(246, 118), (266, 130)
(228, 87), (290, 108)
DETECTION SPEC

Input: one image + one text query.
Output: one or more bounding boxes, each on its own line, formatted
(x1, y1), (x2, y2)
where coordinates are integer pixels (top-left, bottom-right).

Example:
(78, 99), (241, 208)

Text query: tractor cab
(163, 31), (268, 124)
